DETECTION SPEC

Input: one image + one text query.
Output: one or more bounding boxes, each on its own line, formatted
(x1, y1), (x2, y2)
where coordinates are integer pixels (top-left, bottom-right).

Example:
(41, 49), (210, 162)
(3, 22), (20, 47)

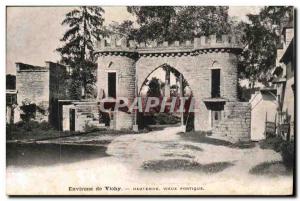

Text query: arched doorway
(136, 64), (194, 131)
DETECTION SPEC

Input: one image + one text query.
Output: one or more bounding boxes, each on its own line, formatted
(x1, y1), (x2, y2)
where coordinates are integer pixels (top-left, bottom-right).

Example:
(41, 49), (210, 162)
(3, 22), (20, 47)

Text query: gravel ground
(7, 126), (293, 195)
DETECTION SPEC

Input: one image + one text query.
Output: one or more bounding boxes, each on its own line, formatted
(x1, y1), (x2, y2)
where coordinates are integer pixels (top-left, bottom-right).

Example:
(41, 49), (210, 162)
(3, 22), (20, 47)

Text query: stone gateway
(95, 35), (251, 142)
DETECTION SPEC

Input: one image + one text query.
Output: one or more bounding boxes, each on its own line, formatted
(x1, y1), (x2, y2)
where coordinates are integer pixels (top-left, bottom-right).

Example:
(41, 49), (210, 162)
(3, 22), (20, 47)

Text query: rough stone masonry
(95, 34), (251, 142)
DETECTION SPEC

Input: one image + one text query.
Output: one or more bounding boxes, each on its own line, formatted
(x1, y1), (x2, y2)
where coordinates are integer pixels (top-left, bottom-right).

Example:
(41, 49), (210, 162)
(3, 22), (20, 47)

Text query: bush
(259, 136), (283, 152)
(154, 113), (180, 125)
(20, 102), (37, 122)
(280, 140), (294, 170)
(9, 121), (54, 132)
(39, 121), (54, 130)
(259, 136), (294, 170)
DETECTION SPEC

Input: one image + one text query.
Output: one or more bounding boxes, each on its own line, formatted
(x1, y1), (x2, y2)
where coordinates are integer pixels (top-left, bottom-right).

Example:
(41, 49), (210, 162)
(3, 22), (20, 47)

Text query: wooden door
(70, 109), (75, 131)
(211, 110), (221, 127)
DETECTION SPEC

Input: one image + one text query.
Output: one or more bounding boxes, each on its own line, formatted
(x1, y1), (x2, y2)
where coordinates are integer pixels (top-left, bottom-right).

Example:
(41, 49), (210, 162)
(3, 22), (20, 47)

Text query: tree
(147, 77), (162, 97)
(106, 20), (137, 40)
(127, 6), (176, 42)
(239, 6), (293, 87)
(108, 6), (293, 88)
(171, 6), (230, 41)
(124, 6), (231, 43)
(57, 6), (107, 99)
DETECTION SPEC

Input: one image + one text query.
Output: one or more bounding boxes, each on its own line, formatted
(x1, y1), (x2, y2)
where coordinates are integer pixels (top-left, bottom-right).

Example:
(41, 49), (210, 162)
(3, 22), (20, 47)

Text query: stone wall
(212, 102), (251, 142)
(16, 62), (70, 124)
(115, 111), (134, 130)
(74, 102), (100, 131)
(61, 101), (104, 132)
(16, 63), (49, 122)
(47, 61), (70, 128)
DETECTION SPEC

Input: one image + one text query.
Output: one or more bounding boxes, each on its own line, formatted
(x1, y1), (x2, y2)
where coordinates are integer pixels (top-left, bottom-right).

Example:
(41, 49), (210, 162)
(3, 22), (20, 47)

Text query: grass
(142, 159), (234, 173)
(178, 131), (255, 149)
(259, 136), (294, 170)
(6, 121), (149, 142)
(249, 161), (292, 176)
(153, 113), (181, 125)
(259, 136), (283, 152)
(7, 127), (80, 141)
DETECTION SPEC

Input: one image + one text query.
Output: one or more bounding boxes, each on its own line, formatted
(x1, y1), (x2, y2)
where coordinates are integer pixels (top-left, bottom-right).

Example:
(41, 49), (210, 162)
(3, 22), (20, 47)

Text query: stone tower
(96, 37), (137, 130)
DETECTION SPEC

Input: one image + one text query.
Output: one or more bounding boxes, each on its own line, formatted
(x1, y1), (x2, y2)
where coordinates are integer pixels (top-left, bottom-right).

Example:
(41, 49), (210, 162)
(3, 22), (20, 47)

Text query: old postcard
(6, 6), (295, 195)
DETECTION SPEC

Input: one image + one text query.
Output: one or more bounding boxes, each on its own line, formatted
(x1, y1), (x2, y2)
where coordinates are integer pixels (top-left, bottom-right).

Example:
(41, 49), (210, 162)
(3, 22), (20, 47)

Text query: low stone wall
(61, 102), (105, 132)
(213, 102), (251, 142)
(74, 102), (102, 132)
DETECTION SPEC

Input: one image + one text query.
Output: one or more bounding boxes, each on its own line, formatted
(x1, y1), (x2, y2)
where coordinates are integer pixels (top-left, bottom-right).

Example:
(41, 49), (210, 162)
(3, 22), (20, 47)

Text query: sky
(6, 6), (261, 75)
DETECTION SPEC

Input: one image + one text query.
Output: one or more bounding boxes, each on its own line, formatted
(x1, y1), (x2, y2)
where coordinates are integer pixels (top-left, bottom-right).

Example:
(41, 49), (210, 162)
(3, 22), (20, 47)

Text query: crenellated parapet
(95, 34), (242, 58)
(96, 35), (138, 58)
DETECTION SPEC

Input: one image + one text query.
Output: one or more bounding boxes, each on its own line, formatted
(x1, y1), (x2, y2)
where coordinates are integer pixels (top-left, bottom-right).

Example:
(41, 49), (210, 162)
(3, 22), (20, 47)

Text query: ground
(6, 126), (293, 195)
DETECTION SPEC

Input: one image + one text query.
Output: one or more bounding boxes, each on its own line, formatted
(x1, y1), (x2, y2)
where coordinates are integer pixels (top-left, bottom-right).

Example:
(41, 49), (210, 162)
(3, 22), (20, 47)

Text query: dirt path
(7, 126), (293, 195)
(107, 126), (281, 173)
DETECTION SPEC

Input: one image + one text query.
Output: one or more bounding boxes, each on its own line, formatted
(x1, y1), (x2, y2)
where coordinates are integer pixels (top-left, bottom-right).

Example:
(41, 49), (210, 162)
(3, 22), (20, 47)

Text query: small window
(211, 69), (221, 98)
(108, 72), (116, 98)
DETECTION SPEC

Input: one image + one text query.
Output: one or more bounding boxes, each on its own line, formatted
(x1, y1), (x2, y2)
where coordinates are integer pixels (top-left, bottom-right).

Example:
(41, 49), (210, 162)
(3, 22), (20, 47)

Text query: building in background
(272, 18), (294, 141)
(6, 89), (17, 124)
(6, 74), (17, 124)
(15, 61), (71, 128)
(249, 88), (278, 141)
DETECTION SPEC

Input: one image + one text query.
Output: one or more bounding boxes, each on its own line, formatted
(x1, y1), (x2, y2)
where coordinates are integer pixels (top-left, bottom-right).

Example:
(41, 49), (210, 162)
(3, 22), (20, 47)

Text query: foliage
(105, 20), (137, 40)
(111, 6), (231, 43)
(57, 6), (107, 98)
(8, 121), (54, 132)
(237, 84), (258, 102)
(170, 6), (230, 41)
(20, 101), (37, 123)
(259, 136), (283, 152)
(147, 77), (162, 97)
(68, 79), (82, 100)
(239, 6), (294, 86)
(153, 113), (180, 125)
(249, 161), (289, 175)
(143, 65), (190, 98)
(259, 136), (294, 169)
(127, 6), (176, 42)
(280, 140), (294, 170)
(112, 6), (293, 87)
